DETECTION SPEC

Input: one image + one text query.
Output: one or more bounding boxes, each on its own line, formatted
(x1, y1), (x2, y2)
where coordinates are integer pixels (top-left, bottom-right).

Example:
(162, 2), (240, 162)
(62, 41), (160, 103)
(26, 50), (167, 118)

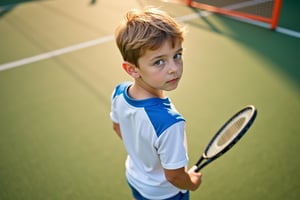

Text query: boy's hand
(188, 167), (202, 191)
(164, 167), (202, 191)
(188, 165), (198, 173)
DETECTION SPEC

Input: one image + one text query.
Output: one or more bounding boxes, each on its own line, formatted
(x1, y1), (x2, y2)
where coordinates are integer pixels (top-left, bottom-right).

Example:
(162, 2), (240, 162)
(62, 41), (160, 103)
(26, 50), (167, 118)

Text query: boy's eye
(174, 52), (182, 60)
(152, 52), (182, 66)
(154, 59), (165, 66)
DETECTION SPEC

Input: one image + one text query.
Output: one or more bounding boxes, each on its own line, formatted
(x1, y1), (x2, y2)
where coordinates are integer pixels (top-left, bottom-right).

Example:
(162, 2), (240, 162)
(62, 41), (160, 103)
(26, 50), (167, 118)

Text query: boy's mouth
(167, 77), (180, 84)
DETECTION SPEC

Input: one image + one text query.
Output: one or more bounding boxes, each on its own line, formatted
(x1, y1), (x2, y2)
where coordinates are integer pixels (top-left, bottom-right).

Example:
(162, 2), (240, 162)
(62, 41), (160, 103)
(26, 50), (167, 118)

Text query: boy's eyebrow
(176, 47), (183, 52)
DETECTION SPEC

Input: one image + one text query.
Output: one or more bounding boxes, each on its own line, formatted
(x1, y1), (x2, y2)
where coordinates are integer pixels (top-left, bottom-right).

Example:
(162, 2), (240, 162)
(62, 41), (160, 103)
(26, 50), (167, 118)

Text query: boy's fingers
(188, 165), (198, 173)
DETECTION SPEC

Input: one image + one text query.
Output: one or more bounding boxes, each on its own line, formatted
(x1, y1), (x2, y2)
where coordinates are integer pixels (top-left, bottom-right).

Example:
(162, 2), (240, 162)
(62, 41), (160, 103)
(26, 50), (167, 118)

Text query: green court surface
(0, 0), (299, 199)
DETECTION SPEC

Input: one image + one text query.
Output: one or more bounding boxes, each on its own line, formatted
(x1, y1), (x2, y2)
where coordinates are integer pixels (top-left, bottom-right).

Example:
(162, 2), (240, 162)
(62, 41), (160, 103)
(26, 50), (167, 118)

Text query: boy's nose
(168, 61), (178, 74)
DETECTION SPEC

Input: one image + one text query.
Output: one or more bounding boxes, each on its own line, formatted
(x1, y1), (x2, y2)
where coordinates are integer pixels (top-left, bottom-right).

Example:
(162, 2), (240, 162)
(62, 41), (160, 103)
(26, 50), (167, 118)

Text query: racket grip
(188, 165), (199, 173)
(194, 166), (201, 172)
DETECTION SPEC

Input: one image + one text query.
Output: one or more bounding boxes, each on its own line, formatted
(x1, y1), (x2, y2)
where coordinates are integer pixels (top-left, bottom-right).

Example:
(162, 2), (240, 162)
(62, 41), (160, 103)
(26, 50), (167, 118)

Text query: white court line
(276, 27), (300, 38)
(1, 10), (299, 71)
(0, 35), (114, 71)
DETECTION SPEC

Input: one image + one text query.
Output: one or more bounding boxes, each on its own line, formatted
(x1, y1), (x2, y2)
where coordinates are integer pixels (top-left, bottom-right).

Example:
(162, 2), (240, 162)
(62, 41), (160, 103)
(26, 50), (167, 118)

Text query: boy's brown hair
(115, 7), (185, 67)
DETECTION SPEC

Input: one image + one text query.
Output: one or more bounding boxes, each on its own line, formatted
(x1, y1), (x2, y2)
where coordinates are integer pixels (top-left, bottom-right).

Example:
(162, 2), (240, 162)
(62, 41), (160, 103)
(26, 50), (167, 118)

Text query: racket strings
(204, 107), (255, 158)
(217, 117), (246, 146)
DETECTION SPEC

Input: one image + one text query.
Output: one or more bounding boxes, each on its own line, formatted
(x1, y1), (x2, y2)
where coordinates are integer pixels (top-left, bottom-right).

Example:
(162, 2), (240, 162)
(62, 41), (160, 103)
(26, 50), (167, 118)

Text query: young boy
(110, 7), (202, 200)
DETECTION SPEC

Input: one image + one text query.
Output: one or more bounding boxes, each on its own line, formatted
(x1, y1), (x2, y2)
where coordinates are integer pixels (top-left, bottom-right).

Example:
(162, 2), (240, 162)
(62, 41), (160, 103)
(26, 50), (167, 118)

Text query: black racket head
(203, 105), (257, 159)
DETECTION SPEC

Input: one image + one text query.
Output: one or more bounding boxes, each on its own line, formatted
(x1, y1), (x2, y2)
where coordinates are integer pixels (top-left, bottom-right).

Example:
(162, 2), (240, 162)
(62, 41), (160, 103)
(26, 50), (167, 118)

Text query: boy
(110, 7), (202, 200)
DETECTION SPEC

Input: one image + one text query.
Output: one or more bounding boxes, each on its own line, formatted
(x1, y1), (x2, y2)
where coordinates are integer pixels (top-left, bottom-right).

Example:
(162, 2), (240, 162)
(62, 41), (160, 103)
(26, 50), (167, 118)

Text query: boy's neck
(128, 81), (164, 100)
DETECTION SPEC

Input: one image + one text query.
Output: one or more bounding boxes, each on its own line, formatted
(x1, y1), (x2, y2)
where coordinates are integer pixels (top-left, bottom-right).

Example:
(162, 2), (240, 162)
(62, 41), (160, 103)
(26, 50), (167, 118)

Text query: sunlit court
(0, 0), (299, 199)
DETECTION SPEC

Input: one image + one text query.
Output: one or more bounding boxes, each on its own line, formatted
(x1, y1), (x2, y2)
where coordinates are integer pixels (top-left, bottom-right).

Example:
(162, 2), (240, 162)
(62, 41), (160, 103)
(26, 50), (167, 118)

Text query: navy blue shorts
(128, 182), (190, 200)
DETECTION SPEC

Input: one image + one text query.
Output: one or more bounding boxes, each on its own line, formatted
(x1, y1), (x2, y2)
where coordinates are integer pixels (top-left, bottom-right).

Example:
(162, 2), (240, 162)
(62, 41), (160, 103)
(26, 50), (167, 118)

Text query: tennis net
(183, 0), (282, 29)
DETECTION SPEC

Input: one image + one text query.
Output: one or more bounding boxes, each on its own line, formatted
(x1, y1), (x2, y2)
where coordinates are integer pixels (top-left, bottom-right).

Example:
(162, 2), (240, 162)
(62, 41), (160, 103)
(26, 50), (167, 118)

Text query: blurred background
(0, 0), (299, 199)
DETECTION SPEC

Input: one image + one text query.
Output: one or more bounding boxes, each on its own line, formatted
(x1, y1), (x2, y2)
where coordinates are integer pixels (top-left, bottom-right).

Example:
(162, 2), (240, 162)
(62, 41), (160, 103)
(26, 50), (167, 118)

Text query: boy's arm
(164, 167), (202, 191)
(112, 122), (122, 140)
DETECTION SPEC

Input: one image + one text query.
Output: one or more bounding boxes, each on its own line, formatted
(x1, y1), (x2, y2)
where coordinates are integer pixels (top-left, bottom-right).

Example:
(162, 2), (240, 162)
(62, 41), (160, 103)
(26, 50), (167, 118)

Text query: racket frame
(194, 105), (257, 172)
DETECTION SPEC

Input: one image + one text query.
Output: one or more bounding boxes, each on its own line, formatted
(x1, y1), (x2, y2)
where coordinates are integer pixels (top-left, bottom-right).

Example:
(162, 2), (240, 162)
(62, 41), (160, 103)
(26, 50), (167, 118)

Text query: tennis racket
(192, 105), (257, 172)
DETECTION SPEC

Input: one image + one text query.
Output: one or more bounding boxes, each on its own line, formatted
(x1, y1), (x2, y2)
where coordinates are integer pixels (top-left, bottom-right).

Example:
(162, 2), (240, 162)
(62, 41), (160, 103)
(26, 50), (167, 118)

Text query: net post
(186, 0), (192, 6)
(270, 0), (282, 30)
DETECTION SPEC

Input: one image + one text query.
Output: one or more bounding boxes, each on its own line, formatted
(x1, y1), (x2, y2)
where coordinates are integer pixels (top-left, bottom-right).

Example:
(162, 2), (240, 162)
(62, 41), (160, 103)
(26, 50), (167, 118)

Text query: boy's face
(135, 40), (183, 93)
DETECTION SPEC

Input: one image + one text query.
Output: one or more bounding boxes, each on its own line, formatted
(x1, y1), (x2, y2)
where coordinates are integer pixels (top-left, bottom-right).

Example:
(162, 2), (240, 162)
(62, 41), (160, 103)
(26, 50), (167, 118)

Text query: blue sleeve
(144, 103), (185, 137)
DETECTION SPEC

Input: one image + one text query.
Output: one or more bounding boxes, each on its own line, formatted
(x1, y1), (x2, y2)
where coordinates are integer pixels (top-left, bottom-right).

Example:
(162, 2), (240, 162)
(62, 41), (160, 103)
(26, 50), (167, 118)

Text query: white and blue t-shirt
(110, 82), (189, 199)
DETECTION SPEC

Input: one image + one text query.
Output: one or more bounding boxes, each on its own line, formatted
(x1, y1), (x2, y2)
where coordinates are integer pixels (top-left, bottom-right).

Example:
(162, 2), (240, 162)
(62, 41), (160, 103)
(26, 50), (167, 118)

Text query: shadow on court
(186, 0), (300, 88)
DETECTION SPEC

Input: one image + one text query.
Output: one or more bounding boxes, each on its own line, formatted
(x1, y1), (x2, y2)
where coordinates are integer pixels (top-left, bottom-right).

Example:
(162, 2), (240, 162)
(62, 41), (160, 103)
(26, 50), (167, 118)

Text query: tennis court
(0, 0), (299, 199)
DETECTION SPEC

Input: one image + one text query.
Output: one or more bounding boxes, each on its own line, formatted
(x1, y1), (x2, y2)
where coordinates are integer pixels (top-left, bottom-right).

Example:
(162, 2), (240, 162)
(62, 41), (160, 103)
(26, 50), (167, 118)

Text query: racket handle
(188, 165), (199, 173)
(194, 166), (202, 172)
(192, 156), (205, 172)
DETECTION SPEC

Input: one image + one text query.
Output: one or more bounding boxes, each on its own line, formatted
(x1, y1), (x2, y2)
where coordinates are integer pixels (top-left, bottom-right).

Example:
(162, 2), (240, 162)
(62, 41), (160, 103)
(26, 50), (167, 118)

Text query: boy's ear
(122, 61), (140, 78)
